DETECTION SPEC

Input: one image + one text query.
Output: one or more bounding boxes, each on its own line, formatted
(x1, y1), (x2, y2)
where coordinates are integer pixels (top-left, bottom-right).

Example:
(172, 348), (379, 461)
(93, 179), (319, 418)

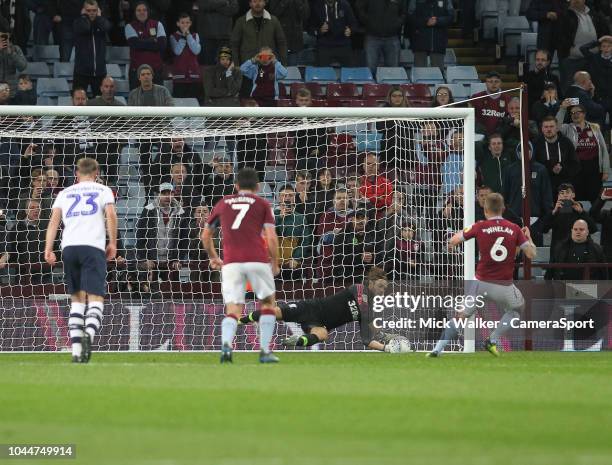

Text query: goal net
(0, 106), (475, 352)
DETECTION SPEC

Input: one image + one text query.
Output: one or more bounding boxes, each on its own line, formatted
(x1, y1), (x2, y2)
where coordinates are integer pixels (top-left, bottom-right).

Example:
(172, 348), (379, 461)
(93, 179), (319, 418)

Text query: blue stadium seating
(376, 67), (409, 84)
(24, 62), (51, 79)
(340, 67), (374, 84)
(36, 78), (70, 97)
(444, 49), (457, 66)
(36, 96), (56, 105)
(57, 96), (72, 106)
(410, 67), (444, 85)
(106, 46), (130, 64)
(174, 98), (200, 107)
(114, 79), (130, 97)
(470, 82), (487, 95)
(304, 66), (337, 83)
(53, 62), (74, 79)
(106, 64), (124, 79)
(356, 132), (382, 152)
(445, 66), (480, 85)
(32, 45), (60, 62)
(500, 16), (531, 56)
(399, 49), (414, 67)
(520, 32), (538, 65)
(281, 66), (303, 83)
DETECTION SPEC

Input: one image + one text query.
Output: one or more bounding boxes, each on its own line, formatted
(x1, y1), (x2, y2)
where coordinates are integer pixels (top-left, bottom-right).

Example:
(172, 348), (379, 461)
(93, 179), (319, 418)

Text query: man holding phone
(0, 25), (27, 98)
(544, 182), (597, 253)
(590, 187), (612, 261)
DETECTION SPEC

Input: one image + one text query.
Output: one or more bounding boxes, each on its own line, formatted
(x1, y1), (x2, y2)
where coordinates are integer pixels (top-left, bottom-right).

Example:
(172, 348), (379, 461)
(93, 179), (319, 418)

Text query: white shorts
(221, 262), (276, 304)
(462, 280), (525, 317)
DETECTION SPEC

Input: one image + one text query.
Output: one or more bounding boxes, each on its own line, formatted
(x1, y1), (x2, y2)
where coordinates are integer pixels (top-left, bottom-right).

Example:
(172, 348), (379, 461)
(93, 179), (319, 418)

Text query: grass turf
(0, 352), (611, 465)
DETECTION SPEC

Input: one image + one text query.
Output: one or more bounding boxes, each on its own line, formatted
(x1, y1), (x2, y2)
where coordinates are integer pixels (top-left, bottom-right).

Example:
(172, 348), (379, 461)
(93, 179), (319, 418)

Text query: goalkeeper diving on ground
(240, 266), (410, 352)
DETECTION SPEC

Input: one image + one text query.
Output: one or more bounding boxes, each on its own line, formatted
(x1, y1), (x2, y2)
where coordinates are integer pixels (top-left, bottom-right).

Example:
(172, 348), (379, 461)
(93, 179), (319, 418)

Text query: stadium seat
(36, 96), (56, 105)
(500, 16), (531, 56)
(24, 62), (51, 79)
(114, 79), (130, 97)
(410, 67), (444, 85)
(347, 99), (367, 107)
(340, 67), (374, 84)
(520, 32), (538, 65)
(401, 83), (432, 105)
(281, 66), (302, 83)
(53, 62), (74, 79)
(311, 99), (329, 107)
(32, 45), (60, 62)
(106, 46), (130, 64)
(399, 48), (414, 66)
(304, 66), (337, 83)
(174, 98), (200, 107)
(445, 66), (479, 84)
(36, 78), (70, 97)
(106, 63), (124, 79)
(435, 83), (469, 101)
(470, 82), (487, 95)
(364, 97), (385, 107)
(290, 82), (325, 99)
(376, 67), (409, 84)
(356, 132), (382, 152)
(326, 83), (359, 101)
(444, 49), (457, 66)
(57, 96), (72, 106)
(362, 83), (391, 100)
(479, 0), (499, 40)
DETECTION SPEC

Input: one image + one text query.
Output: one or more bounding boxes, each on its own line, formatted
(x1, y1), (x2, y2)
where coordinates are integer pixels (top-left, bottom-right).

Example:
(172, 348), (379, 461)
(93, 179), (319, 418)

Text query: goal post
(0, 105), (475, 353)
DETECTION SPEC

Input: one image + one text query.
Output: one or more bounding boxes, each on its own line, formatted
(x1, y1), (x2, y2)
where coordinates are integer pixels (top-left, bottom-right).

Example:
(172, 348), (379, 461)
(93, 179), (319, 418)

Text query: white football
(387, 337), (412, 353)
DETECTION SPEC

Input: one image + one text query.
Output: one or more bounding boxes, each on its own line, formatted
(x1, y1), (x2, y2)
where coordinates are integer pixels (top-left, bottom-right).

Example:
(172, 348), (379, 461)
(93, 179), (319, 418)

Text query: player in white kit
(45, 158), (117, 363)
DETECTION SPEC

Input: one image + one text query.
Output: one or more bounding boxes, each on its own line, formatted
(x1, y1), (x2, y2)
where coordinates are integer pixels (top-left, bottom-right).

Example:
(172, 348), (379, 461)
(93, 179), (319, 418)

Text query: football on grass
(387, 337), (412, 353)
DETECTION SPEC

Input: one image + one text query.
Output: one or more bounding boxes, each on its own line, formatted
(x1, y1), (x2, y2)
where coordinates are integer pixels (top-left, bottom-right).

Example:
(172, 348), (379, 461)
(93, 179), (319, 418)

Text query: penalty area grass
(0, 352), (611, 465)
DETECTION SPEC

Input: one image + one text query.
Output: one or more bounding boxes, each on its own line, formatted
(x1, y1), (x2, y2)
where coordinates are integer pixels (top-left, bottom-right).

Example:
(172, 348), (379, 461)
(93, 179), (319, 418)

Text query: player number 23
(490, 237), (508, 262)
(66, 192), (99, 218)
(230, 203), (251, 229)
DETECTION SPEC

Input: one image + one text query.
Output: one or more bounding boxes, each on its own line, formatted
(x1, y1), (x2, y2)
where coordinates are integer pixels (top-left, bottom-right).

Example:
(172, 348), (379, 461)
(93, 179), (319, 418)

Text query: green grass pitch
(1, 352), (612, 465)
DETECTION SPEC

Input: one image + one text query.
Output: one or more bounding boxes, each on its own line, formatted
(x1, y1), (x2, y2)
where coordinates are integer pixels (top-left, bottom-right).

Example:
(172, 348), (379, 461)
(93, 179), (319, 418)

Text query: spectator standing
(135, 183), (189, 292)
(498, 97), (538, 153)
(197, 0), (239, 65)
(557, 0), (609, 93)
(383, 221), (423, 279)
(268, 0), (309, 66)
(580, 35), (612, 122)
(231, 0), (288, 66)
(359, 152), (393, 219)
(471, 71), (512, 136)
(310, 0), (357, 67)
(28, 0), (61, 46)
(125, 1), (167, 89)
(55, 0), (82, 62)
(590, 188), (612, 261)
(502, 143), (553, 245)
(546, 219), (607, 279)
(356, 0), (406, 73)
(240, 46), (287, 106)
(407, 0), (454, 70)
(73, 0), (111, 96)
(522, 49), (562, 111)
(316, 188), (352, 281)
(201, 155), (235, 206)
(170, 12), (204, 103)
(332, 209), (376, 281)
(203, 46), (242, 106)
(0, 25), (26, 98)
(293, 87), (328, 174)
(564, 71), (606, 127)
(128, 64), (175, 106)
(440, 130), (463, 196)
(531, 82), (561, 127)
(556, 102), (609, 202)
(526, 0), (563, 55)
(543, 182), (597, 253)
(534, 116), (580, 196)
(88, 76), (126, 106)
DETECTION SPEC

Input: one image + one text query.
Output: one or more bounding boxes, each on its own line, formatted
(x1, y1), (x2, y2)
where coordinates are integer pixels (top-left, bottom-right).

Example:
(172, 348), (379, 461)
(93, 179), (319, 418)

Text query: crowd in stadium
(1, 0), (612, 294)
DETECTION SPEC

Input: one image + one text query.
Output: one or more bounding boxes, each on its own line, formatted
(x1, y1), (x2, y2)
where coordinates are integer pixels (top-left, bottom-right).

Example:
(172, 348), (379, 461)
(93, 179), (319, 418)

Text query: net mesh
(0, 111), (469, 352)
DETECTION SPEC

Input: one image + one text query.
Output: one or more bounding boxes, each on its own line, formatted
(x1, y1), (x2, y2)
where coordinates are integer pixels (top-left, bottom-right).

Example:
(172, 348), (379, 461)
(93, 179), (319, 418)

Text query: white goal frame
(0, 105), (476, 353)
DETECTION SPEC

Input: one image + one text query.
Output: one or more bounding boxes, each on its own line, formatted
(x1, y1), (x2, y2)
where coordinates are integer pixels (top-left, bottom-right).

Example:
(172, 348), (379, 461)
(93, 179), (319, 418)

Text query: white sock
(85, 302), (104, 343)
(69, 302), (86, 357)
(490, 311), (520, 344)
(221, 316), (238, 348)
(433, 318), (459, 354)
(259, 314), (276, 354)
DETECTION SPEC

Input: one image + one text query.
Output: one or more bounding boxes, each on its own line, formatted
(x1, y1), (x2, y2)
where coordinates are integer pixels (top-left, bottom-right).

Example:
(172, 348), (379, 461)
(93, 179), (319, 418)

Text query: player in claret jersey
(201, 168), (281, 364)
(428, 193), (537, 357)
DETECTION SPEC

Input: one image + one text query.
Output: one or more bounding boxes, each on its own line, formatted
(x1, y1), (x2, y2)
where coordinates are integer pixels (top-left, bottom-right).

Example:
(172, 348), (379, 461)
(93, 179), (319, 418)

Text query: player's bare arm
(264, 225), (280, 276)
(520, 226), (537, 260)
(201, 226), (223, 269)
(448, 231), (464, 250)
(44, 207), (62, 266)
(104, 204), (118, 261)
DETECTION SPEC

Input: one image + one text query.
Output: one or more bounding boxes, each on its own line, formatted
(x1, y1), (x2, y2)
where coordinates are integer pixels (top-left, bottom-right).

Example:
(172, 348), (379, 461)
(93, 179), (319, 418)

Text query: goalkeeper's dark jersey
(279, 284), (375, 345)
